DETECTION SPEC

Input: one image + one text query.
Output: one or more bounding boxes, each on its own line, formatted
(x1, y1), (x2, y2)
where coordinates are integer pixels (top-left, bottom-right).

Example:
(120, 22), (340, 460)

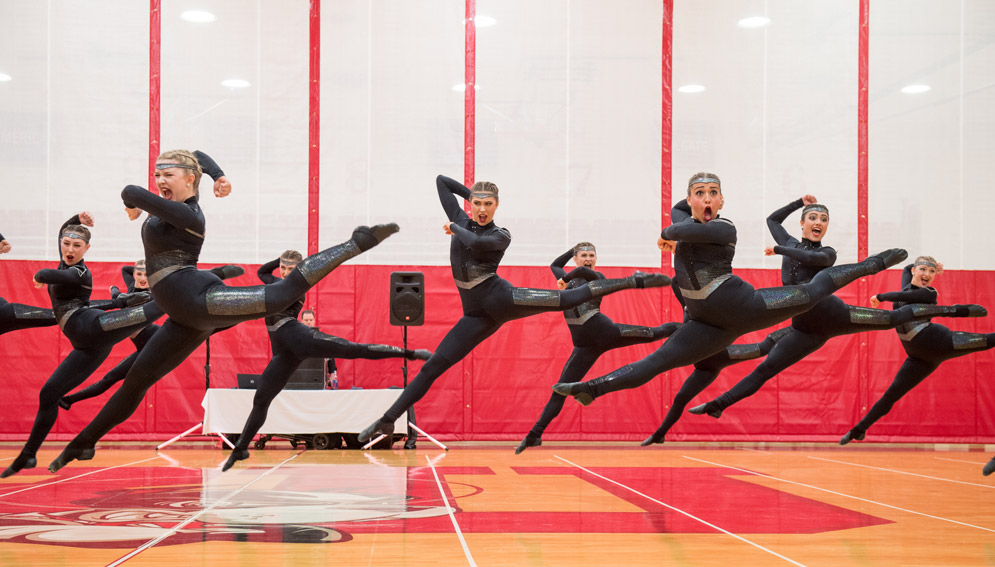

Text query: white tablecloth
(201, 389), (406, 435)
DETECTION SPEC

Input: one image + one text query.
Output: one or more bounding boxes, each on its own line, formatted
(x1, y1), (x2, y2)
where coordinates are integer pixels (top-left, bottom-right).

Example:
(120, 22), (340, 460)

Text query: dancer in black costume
(358, 175), (671, 443)
(0, 231), (58, 334)
(553, 173), (908, 406)
(515, 242), (681, 454)
(221, 250), (432, 471)
(49, 149), (398, 472)
(57, 259), (244, 410)
(687, 198), (982, 420)
(2, 214), (164, 477)
(840, 257), (995, 452)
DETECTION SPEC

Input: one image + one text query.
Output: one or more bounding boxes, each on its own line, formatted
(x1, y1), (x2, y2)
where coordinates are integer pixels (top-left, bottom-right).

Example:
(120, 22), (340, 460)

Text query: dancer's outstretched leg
(517, 348), (600, 454)
(839, 358), (936, 445)
(359, 316), (499, 443)
(642, 328), (787, 445)
(59, 350), (138, 410)
(49, 321), (212, 472)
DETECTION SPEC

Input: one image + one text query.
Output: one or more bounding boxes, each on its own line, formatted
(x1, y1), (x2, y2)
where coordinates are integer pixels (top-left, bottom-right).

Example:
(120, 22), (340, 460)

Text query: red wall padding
(2, 260), (993, 444)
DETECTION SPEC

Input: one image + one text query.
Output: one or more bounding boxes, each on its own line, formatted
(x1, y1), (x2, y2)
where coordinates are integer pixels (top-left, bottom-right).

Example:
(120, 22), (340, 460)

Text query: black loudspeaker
(389, 271), (425, 326)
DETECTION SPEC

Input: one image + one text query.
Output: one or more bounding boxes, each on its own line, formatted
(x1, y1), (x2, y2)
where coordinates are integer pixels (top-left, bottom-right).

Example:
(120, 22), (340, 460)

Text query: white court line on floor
(684, 455), (995, 533)
(107, 452), (302, 566)
(808, 455), (994, 489)
(426, 454), (477, 567)
(933, 456), (988, 466)
(554, 455), (808, 567)
(0, 455), (164, 499)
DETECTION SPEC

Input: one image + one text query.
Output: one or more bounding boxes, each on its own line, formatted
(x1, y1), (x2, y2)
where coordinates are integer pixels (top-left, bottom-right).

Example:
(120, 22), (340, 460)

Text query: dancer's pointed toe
(222, 448), (250, 472)
(515, 435), (542, 455)
(358, 419), (395, 444)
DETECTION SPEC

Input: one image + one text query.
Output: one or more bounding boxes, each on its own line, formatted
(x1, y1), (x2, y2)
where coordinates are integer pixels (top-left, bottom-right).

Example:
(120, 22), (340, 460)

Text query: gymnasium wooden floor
(1, 441), (993, 566)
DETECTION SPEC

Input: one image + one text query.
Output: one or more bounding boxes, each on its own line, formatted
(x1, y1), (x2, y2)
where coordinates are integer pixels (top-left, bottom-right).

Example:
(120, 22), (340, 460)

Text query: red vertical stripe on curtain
(464, 0), (476, 201)
(148, 0), (160, 189)
(661, 0), (673, 270)
(307, 1), (321, 310)
(857, 0), (871, 416)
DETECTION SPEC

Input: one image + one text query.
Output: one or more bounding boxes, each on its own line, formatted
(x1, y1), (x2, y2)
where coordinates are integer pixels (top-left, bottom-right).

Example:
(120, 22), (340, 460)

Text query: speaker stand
(158, 336), (232, 451)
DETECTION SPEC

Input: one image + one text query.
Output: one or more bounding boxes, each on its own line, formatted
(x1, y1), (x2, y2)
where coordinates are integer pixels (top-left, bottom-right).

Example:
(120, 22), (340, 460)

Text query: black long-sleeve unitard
(222, 258), (430, 469)
(694, 200), (977, 418)
(0, 230), (58, 334)
(553, 199), (908, 405)
(517, 250), (680, 450)
(360, 175), (669, 440)
(50, 151), (398, 471)
(1, 216), (165, 478)
(843, 264), (995, 442)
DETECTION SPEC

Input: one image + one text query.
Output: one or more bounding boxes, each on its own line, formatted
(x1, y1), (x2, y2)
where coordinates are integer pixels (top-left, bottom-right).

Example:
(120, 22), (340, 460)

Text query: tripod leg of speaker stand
(408, 422), (447, 451)
(157, 422), (204, 452)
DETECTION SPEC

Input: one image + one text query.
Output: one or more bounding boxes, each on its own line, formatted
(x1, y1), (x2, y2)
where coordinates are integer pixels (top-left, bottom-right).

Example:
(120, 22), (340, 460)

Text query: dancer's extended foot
(688, 402), (722, 419)
(210, 264), (245, 280)
(955, 304), (987, 318)
(116, 291), (152, 307)
(633, 271), (672, 289)
(551, 382), (595, 406)
(869, 248), (908, 270)
(407, 349), (432, 361)
(352, 223), (400, 252)
(222, 448), (250, 472)
(515, 435), (542, 454)
(983, 457), (995, 477)
(640, 432), (665, 446)
(0, 454), (37, 478)
(48, 443), (95, 473)
(58, 398), (72, 411)
(358, 419), (395, 444)
(839, 428), (865, 446)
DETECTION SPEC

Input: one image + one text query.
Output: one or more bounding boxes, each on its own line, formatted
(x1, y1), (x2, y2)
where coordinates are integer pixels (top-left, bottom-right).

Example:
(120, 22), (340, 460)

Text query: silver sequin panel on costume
(897, 321), (930, 341)
(618, 324), (654, 339)
(512, 288), (561, 308)
(99, 305), (151, 332)
(297, 242), (360, 286)
(145, 250), (198, 280)
(206, 286), (267, 316)
(727, 343), (763, 360)
(758, 286), (812, 311)
(952, 332), (988, 350)
(12, 304), (54, 320)
(848, 306), (893, 326)
(679, 273), (731, 301)
(565, 308), (600, 326)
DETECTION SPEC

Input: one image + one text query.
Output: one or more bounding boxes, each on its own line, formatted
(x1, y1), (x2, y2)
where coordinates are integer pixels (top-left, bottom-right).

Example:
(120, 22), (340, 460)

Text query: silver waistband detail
(565, 309), (600, 326)
(185, 227), (205, 239)
(267, 317), (295, 333)
(455, 273), (495, 289)
(149, 264), (194, 288)
(898, 321), (929, 342)
(679, 274), (732, 301)
(58, 307), (80, 329)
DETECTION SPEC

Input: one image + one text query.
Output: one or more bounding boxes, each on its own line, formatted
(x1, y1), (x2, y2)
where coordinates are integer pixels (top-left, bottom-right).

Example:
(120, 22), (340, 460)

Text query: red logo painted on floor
(0, 464), (889, 547)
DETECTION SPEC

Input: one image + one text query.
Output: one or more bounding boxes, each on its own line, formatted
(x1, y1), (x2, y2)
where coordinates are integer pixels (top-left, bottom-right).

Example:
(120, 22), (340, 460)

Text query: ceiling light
(737, 16), (770, 28)
(678, 84), (706, 94)
(901, 84), (931, 94)
(221, 79), (251, 89)
(181, 10), (216, 23)
(474, 15), (497, 28)
(0, 72), (11, 82)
